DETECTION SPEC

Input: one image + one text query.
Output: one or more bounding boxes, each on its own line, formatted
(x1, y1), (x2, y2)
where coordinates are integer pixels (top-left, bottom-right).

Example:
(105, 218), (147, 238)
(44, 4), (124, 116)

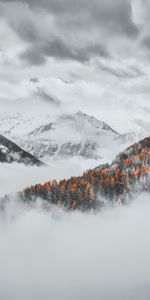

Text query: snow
(0, 106), (136, 163)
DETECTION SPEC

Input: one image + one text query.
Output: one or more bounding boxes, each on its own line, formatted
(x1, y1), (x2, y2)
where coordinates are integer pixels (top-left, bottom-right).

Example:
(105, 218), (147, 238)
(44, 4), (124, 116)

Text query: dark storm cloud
(20, 48), (46, 65)
(34, 87), (60, 105)
(20, 38), (110, 65)
(0, 0), (139, 36)
(142, 36), (150, 50)
(16, 20), (40, 43)
(0, 0), (139, 66)
(0, 0), (139, 38)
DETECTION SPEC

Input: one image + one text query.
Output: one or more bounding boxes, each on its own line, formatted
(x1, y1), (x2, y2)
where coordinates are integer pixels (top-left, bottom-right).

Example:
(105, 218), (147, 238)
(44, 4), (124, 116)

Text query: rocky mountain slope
(21, 136), (150, 210)
(0, 134), (44, 166)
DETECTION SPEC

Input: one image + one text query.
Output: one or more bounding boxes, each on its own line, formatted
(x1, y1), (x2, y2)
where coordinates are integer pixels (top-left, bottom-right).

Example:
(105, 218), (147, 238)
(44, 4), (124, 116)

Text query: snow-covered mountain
(16, 111), (121, 162)
(0, 109), (141, 164)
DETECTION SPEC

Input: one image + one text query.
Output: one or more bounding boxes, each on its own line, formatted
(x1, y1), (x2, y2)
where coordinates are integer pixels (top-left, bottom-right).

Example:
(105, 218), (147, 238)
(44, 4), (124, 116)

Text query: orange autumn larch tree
(23, 137), (150, 211)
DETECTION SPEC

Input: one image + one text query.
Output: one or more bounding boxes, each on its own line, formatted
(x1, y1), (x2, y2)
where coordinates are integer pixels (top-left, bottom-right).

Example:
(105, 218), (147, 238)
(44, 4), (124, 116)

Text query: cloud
(34, 87), (60, 105)
(0, 0), (139, 37)
(0, 193), (150, 300)
(30, 77), (39, 84)
(0, 0), (149, 136)
(20, 47), (47, 65)
(142, 36), (150, 50)
(0, 0), (139, 66)
(19, 38), (110, 65)
(98, 61), (145, 79)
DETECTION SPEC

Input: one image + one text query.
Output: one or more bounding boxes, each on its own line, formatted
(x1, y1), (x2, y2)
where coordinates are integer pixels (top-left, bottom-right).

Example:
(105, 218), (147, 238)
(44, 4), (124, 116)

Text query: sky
(1, 0), (150, 132)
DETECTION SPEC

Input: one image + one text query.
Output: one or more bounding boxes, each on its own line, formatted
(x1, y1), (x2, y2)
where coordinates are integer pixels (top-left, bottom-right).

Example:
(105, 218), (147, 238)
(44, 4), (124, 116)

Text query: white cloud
(0, 193), (150, 300)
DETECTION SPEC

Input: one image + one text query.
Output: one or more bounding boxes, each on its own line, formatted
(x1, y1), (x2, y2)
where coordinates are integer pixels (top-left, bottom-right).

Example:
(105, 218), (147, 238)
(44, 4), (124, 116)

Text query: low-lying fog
(0, 159), (97, 198)
(0, 192), (150, 300)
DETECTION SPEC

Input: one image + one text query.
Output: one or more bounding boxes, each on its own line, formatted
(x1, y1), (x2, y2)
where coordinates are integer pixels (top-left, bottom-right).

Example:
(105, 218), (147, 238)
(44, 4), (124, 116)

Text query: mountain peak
(74, 111), (118, 134)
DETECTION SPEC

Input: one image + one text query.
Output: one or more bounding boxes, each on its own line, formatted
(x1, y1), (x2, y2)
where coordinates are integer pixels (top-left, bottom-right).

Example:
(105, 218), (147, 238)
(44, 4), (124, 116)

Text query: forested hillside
(22, 137), (150, 210)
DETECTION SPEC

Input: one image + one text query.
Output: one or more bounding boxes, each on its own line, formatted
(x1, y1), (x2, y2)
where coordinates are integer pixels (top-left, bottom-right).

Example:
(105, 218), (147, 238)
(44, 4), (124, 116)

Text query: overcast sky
(0, 0), (150, 131)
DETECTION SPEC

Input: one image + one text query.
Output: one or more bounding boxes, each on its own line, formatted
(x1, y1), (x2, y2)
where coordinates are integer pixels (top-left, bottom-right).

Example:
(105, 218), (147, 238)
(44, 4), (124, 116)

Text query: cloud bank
(0, 193), (150, 300)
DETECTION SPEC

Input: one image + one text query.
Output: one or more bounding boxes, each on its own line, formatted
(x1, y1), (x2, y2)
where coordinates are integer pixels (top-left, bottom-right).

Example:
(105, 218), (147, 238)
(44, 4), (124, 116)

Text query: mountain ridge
(18, 111), (120, 161)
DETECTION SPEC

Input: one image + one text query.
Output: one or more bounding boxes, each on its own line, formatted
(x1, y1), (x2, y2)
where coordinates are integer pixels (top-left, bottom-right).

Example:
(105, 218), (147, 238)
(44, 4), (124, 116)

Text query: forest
(22, 137), (150, 210)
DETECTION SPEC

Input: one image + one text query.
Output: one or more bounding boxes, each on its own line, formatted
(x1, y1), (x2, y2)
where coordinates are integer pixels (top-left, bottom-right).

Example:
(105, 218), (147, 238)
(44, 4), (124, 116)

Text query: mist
(0, 158), (98, 198)
(0, 193), (150, 300)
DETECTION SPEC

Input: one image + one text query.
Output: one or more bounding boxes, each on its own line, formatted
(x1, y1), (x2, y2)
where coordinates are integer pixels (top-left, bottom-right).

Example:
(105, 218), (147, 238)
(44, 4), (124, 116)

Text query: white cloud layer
(0, 193), (150, 300)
